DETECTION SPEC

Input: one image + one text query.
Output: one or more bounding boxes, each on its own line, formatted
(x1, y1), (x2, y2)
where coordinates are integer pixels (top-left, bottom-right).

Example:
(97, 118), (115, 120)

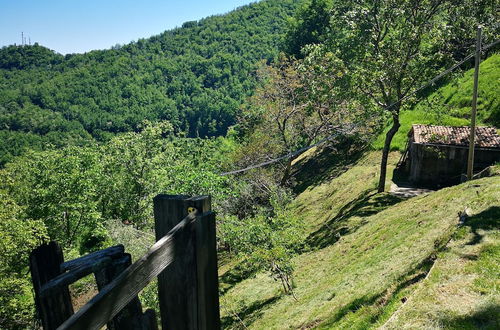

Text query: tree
(100, 121), (175, 227)
(286, 0), (498, 192)
(221, 190), (304, 296)
(0, 190), (47, 329)
(285, 0), (332, 57)
(238, 48), (372, 185)
(344, 0), (450, 192)
(2, 147), (105, 249)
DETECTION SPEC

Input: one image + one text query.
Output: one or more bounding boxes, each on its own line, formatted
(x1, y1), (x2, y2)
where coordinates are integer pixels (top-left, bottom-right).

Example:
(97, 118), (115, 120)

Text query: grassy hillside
(219, 152), (500, 329)
(382, 202), (499, 329)
(373, 53), (500, 151)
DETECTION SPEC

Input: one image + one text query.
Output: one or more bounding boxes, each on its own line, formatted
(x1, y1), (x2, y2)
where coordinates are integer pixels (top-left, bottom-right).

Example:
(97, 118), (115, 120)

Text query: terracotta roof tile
(411, 124), (500, 148)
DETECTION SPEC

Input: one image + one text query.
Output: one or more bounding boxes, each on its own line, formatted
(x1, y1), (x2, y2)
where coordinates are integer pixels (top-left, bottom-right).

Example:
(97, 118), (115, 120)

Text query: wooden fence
(30, 195), (220, 330)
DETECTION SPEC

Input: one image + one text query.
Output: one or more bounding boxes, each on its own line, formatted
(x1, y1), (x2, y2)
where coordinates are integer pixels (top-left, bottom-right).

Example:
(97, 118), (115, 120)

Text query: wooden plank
(195, 212), (221, 330)
(30, 242), (74, 330)
(141, 309), (158, 330)
(94, 253), (148, 330)
(60, 245), (124, 272)
(40, 257), (112, 298)
(153, 195), (212, 330)
(57, 214), (195, 330)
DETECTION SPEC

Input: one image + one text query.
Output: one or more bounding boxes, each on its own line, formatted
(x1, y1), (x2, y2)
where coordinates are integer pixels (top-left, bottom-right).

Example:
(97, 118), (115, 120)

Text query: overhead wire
(219, 38), (499, 176)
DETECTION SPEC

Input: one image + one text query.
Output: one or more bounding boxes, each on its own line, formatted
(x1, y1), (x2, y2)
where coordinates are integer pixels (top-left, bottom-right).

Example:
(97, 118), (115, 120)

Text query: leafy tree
(100, 121), (175, 227)
(0, 43), (63, 70)
(0, 0), (303, 163)
(221, 190), (304, 296)
(101, 121), (233, 228)
(0, 190), (47, 329)
(285, 0), (332, 57)
(238, 48), (372, 185)
(285, 0), (499, 192)
(2, 147), (105, 249)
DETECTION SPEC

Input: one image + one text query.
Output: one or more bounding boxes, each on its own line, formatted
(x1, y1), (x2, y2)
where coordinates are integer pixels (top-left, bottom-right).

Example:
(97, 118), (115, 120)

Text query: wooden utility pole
(467, 26), (482, 180)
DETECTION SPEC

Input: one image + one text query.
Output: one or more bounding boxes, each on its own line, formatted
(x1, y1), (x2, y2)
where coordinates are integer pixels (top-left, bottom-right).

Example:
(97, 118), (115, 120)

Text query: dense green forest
(0, 0), (301, 165)
(0, 0), (498, 328)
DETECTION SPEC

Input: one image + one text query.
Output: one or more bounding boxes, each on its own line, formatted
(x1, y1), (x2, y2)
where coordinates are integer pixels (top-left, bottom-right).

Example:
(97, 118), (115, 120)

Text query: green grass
(373, 53), (499, 152)
(219, 152), (500, 329)
(427, 53), (499, 126)
(372, 110), (470, 151)
(382, 206), (500, 329)
(219, 53), (500, 328)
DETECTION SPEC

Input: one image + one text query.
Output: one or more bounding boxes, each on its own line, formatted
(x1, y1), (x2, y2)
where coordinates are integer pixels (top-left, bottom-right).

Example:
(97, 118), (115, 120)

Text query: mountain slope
(0, 0), (302, 164)
(382, 201), (499, 329)
(220, 152), (500, 329)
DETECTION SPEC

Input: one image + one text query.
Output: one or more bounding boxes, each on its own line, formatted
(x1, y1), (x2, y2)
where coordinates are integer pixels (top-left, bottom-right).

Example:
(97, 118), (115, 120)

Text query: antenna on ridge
(21, 32), (24, 46)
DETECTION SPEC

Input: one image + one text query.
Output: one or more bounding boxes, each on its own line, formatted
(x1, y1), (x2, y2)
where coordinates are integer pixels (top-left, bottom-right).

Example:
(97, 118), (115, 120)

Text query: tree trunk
(280, 158), (293, 186)
(377, 115), (400, 193)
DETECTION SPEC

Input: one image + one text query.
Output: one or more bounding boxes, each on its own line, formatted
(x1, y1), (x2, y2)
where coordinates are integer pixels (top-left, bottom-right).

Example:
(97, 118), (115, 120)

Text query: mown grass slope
(219, 153), (500, 329)
(382, 192), (499, 329)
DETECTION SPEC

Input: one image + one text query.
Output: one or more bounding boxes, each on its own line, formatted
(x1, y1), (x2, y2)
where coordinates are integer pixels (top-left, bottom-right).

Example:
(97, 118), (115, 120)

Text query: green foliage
(0, 121), (236, 327)
(0, 0), (302, 163)
(284, 0), (498, 191)
(3, 147), (104, 247)
(1, 121), (234, 245)
(0, 43), (63, 70)
(285, 0), (332, 57)
(222, 190), (305, 294)
(372, 53), (500, 151)
(0, 190), (47, 329)
(0, 278), (37, 329)
(79, 223), (113, 255)
(236, 47), (374, 185)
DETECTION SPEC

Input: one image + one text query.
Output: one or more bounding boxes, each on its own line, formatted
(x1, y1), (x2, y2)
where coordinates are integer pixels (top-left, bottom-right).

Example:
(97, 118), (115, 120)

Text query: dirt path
(389, 182), (433, 198)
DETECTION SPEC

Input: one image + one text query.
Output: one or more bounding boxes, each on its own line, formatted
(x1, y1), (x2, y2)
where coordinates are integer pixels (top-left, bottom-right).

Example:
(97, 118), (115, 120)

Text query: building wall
(409, 143), (500, 187)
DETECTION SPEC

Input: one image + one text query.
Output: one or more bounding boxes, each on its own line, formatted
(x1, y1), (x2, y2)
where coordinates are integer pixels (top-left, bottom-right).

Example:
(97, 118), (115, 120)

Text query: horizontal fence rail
(31, 195), (220, 330)
(56, 213), (198, 330)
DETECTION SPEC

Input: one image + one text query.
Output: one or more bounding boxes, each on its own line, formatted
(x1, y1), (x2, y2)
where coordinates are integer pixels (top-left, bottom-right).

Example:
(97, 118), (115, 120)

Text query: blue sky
(0, 0), (255, 54)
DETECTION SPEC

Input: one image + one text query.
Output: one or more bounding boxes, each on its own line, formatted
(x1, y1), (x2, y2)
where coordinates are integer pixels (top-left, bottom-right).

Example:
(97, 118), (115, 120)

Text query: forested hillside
(0, 0), (301, 164)
(1, 0), (498, 328)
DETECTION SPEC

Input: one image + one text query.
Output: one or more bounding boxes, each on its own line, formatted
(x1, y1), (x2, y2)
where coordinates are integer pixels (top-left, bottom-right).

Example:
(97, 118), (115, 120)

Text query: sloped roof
(411, 124), (500, 149)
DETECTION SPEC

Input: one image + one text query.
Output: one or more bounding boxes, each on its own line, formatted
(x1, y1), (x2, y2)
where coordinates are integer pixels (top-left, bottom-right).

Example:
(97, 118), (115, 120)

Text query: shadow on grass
(320, 256), (435, 328)
(221, 295), (280, 329)
(306, 191), (405, 249)
(464, 206), (500, 246)
(291, 144), (366, 195)
(219, 261), (258, 295)
(439, 302), (500, 329)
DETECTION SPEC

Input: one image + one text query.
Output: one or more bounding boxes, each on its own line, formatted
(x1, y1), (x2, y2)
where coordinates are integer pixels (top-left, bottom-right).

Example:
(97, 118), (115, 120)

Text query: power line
(220, 38), (499, 176)
(220, 127), (355, 176)
(386, 38), (499, 111)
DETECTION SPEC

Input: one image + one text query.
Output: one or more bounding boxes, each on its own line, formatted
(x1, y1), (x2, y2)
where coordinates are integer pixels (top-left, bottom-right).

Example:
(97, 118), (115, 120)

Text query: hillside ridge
(0, 0), (303, 164)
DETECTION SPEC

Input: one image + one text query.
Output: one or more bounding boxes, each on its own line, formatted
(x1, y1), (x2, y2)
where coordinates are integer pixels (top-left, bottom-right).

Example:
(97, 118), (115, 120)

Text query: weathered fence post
(194, 211), (220, 329)
(30, 242), (74, 330)
(153, 195), (220, 330)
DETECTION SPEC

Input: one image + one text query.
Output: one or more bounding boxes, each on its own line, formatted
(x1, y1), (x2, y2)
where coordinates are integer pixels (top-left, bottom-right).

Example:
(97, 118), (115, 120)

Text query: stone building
(397, 124), (500, 187)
